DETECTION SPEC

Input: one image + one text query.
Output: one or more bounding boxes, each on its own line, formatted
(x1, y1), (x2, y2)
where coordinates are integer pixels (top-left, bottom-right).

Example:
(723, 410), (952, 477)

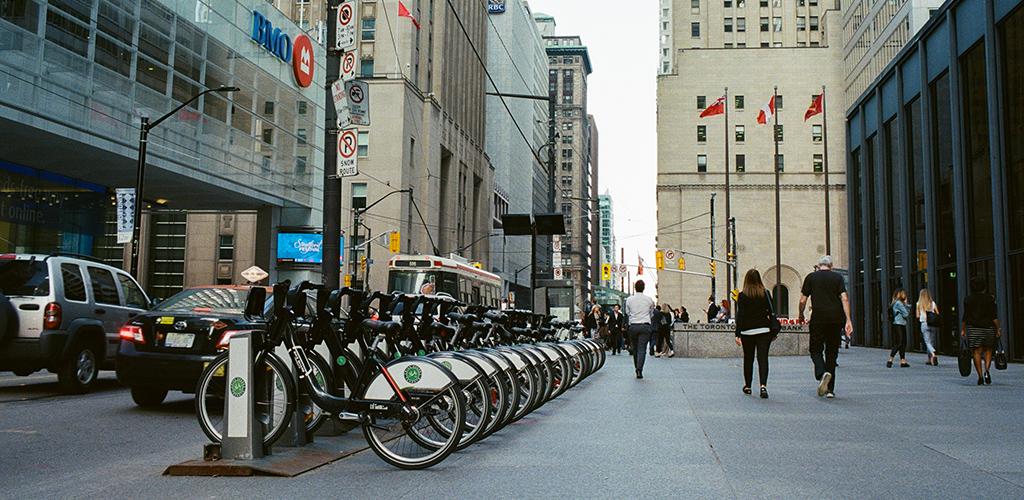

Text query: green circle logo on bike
(229, 377), (246, 398)
(403, 365), (422, 384)
(441, 361), (453, 371)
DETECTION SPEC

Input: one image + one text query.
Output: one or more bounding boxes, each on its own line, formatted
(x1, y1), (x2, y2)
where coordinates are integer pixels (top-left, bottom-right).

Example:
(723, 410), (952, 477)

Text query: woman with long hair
(917, 289), (940, 366)
(734, 269), (774, 399)
(887, 288), (911, 368)
(655, 304), (675, 357)
(962, 277), (1002, 385)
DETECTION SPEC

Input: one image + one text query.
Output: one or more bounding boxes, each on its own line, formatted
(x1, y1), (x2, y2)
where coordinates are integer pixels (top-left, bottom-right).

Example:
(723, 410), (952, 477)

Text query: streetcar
(387, 255), (503, 308)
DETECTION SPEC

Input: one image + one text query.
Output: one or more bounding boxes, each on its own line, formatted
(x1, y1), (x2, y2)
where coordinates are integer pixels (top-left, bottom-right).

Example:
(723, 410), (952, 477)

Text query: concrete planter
(670, 323), (809, 358)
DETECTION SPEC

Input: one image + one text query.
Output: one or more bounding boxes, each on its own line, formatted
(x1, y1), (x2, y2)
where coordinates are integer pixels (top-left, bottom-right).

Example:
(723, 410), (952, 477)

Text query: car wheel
(58, 343), (98, 394)
(131, 386), (168, 407)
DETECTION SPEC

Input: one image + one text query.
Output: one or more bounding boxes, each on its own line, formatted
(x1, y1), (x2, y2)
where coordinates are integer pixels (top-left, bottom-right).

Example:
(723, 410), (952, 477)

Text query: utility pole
(773, 86), (783, 312)
(710, 193), (716, 300)
(821, 85), (832, 256)
(322, 0), (342, 289)
(723, 87), (732, 308)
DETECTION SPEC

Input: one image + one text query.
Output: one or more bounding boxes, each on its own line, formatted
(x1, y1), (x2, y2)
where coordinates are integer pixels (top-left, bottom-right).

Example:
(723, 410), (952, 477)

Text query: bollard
(221, 332), (264, 460)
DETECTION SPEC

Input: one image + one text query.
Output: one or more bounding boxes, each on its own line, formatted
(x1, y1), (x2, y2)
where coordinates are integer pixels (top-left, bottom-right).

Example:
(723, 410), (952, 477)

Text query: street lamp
(130, 85), (239, 277)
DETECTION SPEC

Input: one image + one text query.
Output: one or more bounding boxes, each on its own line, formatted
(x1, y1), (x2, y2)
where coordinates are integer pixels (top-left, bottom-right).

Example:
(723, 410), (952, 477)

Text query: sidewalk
(103, 348), (1024, 498)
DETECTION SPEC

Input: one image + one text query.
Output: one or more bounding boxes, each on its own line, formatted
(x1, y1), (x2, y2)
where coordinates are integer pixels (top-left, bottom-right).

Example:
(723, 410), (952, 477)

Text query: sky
(527, 0), (660, 289)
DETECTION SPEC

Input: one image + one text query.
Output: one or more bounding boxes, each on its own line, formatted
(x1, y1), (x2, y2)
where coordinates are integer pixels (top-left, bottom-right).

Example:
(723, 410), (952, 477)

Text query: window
(775, 154), (785, 172)
(87, 267), (120, 306)
(561, 175), (573, 187)
(697, 125), (707, 142)
(296, 156), (307, 173)
(219, 235), (234, 261)
(261, 128), (273, 144)
(357, 131), (369, 157)
(760, 0), (767, 6)
(724, 43), (733, 48)
(562, 135), (574, 144)
(738, 0), (745, 6)
(773, 17), (782, 32)
(737, 17), (746, 32)
(724, 18), (733, 32)
(562, 149), (572, 159)
(697, 95), (706, 109)
(737, 42), (746, 47)
(118, 274), (147, 308)
(561, 202), (572, 214)
(724, 0), (732, 6)
(351, 183), (367, 210)
(773, 41), (782, 47)
(563, 122), (574, 131)
(812, 124), (822, 142)
(810, 16), (819, 30)
(735, 125), (745, 142)
(561, 162), (573, 171)
(760, 17), (769, 32)
(697, 155), (708, 172)
(813, 154), (824, 172)
(735, 95), (744, 110)
(360, 58), (374, 77)
(772, 0), (780, 6)
(691, 0), (700, 9)
(761, 42), (770, 47)
(774, 124), (784, 141)
(691, 22), (700, 37)
(297, 128), (307, 145)
(361, 18), (376, 40)
(809, 0), (817, 5)
(797, 17), (806, 31)
(264, 101), (275, 115)
(736, 154), (746, 172)
(61, 264), (86, 302)
(297, 101), (308, 115)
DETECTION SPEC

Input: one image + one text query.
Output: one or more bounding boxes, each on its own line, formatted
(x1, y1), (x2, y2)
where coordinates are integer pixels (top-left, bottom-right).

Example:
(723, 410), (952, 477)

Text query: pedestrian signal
(389, 231), (401, 253)
(655, 250), (665, 270)
(710, 261), (717, 276)
(601, 263), (612, 281)
(678, 257), (686, 271)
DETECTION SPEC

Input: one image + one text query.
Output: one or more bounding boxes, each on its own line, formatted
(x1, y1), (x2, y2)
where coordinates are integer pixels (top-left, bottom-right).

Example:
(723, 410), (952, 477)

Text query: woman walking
(887, 289), (911, 368)
(734, 269), (774, 399)
(917, 289), (940, 366)
(962, 277), (1002, 385)
(656, 304), (675, 357)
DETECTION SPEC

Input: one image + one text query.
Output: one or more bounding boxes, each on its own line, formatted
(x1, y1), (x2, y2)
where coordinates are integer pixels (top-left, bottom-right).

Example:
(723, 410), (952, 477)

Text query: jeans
(629, 324), (653, 373)
(648, 327), (657, 355)
(889, 324), (907, 360)
(921, 324), (936, 354)
(740, 333), (772, 387)
(809, 321), (843, 392)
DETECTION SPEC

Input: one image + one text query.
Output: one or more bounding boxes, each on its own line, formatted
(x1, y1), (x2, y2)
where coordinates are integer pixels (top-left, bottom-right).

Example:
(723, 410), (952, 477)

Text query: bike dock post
(220, 332), (264, 460)
(278, 366), (312, 447)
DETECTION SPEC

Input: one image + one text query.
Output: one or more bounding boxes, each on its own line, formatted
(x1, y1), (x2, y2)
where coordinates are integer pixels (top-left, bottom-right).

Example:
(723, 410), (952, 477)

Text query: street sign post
(335, 0), (356, 51)
(337, 128), (358, 177)
(331, 80), (351, 128)
(240, 266), (269, 284)
(347, 80), (369, 126)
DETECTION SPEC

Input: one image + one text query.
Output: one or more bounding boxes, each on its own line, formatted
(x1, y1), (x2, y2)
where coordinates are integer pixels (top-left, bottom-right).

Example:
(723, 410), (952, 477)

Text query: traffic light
(655, 250), (665, 270)
(731, 288), (739, 301)
(710, 261), (717, 276)
(389, 231), (401, 253)
(601, 263), (611, 281)
(343, 274), (352, 287)
(359, 256), (367, 271)
(678, 257), (686, 271)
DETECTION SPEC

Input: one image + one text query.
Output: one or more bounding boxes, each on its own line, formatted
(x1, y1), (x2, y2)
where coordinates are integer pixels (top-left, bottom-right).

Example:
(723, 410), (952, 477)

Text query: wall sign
(251, 11), (314, 88)
(487, 0), (506, 13)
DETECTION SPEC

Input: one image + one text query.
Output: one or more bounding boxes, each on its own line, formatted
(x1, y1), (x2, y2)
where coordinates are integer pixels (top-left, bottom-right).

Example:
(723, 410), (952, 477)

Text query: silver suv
(0, 254), (150, 393)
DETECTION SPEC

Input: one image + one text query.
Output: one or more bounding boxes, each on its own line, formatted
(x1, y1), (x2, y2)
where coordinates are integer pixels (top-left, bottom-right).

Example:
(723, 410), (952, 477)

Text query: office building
(656, 0), (848, 316)
(845, 0), (1024, 359)
(0, 0), (326, 295)
(484, 0), (550, 302)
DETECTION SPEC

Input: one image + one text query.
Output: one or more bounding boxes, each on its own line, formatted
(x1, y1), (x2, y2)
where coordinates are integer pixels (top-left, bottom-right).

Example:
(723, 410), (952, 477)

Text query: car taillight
(119, 325), (145, 344)
(216, 330), (255, 349)
(43, 302), (61, 330)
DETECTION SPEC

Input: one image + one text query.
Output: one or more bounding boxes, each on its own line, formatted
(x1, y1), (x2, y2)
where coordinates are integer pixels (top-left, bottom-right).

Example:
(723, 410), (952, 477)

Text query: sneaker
(825, 392), (835, 399)
(817, 372), (832, 397)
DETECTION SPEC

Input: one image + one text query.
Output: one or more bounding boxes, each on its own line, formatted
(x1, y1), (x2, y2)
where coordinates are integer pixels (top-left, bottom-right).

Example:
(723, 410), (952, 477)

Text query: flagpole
(821, 85), (831, 257)
(773, 86), (782, 313)
(724, 87), (732, 309)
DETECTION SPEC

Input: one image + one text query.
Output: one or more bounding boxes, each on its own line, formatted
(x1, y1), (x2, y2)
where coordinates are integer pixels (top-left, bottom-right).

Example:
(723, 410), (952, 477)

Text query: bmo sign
(251, 11), (314, 88)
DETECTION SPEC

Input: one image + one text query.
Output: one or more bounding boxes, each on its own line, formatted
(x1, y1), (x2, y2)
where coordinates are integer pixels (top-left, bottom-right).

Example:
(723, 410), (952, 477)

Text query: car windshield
(0, 259), (50, 297)
(153, 288), (252, 315)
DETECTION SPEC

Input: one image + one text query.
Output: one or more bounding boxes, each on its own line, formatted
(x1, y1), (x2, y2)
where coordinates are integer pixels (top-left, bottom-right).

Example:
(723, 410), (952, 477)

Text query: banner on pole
(115, 188), (135, 244)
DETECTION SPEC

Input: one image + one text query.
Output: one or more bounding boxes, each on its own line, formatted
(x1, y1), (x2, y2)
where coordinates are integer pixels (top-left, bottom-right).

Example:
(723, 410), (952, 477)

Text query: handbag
(765, 292), (782, 339)
(958, 337), (973, 377)
(995, 348), (1008, 371)
(926, 310), (941, 328)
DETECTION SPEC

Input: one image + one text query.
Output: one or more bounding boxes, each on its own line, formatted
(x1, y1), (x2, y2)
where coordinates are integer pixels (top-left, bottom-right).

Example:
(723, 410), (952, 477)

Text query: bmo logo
(251, 11), (314, 88)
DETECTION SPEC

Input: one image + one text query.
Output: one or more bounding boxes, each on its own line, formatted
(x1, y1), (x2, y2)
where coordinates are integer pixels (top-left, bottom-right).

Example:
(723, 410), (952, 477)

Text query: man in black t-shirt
(798, 256), (853, 398)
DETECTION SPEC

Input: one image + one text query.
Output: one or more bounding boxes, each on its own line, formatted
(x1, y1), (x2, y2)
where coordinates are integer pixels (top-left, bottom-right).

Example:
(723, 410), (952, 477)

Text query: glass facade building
(0, 0), (325, 280)
(846, 0), (1024, 359)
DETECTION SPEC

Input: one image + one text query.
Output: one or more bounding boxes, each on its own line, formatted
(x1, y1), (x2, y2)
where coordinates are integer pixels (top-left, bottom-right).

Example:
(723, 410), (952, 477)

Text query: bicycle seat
(509, 327), (532, 337)
(483, 310), (508, 323)
(539, 328), (555, 336)
(447, 312), (478, 324)
(361, 319), (401, 335)
(431, 321), (456, 337)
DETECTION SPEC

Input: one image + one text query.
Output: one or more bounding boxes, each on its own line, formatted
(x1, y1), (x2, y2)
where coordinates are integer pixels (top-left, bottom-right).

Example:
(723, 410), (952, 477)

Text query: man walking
(609, 304), (625, 355)
(625, 280), (656, 379)
(798, 256), (854, 398)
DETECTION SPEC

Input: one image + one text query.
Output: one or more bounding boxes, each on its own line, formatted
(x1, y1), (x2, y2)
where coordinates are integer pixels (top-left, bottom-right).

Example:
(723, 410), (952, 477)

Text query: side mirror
(245, 287), (267, 320)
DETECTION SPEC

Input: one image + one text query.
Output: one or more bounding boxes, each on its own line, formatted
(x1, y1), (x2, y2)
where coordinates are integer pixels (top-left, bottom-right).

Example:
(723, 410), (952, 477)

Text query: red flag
(804, 93), (823, 121)
(637, 256), (645, 276)
(756, 95), (775, 125)
(398, 1), (421, 29)
(699, 96), (726, 118)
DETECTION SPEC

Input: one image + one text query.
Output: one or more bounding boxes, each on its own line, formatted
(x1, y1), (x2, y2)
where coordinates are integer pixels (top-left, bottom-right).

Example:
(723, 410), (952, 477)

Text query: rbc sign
(251, 11), (314, 88)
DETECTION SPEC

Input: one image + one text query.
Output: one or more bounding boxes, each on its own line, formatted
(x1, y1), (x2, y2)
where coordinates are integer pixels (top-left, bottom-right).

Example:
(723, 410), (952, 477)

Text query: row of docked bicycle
(194, 282), (605, 469)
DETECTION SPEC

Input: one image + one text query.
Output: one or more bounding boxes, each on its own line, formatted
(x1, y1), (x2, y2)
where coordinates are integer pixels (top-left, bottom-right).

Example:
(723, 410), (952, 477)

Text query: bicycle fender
(362, 357), (456, 401)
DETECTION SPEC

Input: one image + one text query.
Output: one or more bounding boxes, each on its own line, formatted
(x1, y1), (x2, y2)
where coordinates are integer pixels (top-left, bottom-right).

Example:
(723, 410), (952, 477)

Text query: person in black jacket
(734, 269), (774, 399)
(608, 304), (625, 355)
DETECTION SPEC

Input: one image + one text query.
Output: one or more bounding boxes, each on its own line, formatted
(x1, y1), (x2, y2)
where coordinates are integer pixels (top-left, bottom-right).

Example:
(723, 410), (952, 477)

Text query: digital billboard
(276, 233), (344, 264)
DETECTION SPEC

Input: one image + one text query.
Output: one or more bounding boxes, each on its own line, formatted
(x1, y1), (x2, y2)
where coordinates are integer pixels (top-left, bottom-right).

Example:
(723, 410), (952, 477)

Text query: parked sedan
(115, 286), (268, 407)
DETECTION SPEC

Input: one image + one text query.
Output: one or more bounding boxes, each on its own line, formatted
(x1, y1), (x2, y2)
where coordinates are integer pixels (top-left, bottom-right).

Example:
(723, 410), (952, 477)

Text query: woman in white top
(917, 289), (940, 366)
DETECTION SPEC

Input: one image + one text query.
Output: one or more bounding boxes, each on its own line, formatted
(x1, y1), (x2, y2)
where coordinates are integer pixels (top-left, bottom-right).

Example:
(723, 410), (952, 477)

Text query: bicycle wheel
(194, 351), (295, 447)
(361, 358), (465, 469)
(427, 352), (491, 450)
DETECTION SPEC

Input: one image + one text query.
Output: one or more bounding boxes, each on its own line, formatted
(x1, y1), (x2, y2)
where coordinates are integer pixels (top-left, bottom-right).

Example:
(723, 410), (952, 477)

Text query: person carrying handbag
(734, 269), (778, 399)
